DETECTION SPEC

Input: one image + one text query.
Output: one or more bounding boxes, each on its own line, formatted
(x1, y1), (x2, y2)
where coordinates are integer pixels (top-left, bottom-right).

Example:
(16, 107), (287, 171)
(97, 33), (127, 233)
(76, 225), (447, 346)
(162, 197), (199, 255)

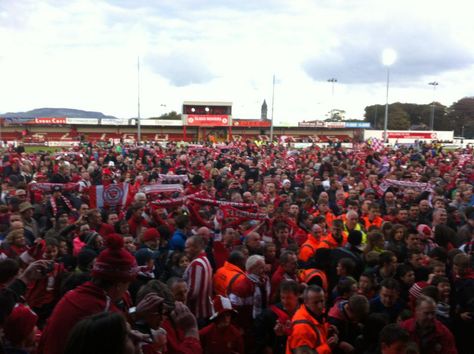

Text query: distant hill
(1, 108), (117, 119)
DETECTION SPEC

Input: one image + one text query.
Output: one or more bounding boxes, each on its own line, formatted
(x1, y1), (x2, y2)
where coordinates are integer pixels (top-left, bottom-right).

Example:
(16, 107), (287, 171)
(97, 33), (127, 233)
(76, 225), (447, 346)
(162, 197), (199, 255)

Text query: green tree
(365, 102), (448, 130)
(447, 97), (474, 137)
(149, 111), (181, 120)
(325, 109), (346, 121)
(364, 104), (385, 129)
(403, 103), (432, 127)
(364, 103), (410, 129)
(388, 103), (410, 130)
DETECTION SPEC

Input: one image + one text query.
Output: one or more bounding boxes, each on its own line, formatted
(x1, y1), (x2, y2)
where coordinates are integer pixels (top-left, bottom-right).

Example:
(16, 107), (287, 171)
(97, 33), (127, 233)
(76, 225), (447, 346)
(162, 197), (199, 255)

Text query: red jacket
(400, 318), (457, 354)
(128, 215), (148, 238)
(228, 275), (255, 330)
(199, 323), (244, 354)
(270, 266), (297, 302)
(161, 320), (203, 354)
(212, 241), (231, 269)
(38, 281), (122, 354)
(26, 262), (64, 308)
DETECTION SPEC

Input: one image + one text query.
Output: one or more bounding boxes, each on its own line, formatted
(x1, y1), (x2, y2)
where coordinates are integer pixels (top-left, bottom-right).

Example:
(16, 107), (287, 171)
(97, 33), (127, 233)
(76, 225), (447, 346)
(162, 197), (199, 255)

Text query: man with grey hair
(243, 255), (270, 318)
(134, 192), (147, 205)
(228, 254), (270, 349)
(229, 255), (270, 328)
(343, 211), (367, 245)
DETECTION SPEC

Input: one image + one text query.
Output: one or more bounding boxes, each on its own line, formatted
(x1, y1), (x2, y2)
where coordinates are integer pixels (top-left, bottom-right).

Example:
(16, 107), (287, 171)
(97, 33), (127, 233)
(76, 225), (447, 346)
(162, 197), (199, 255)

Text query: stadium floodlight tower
(382, 48), (397, 143)
(428, 81), (439, 131)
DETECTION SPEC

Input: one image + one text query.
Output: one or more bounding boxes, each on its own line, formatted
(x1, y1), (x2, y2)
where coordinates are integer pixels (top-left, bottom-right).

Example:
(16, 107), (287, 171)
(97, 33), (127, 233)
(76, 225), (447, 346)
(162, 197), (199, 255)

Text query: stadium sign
(325, 122), (346, 128)
(298, 121), (327, 128)
(65, 118), (99, 125)
(185, 114), (231, 127)
(345, 122), (371, 128)
(298, 121), (370, 129)
(30, 117), (67, 124)
(387, 132), (437, 139)
(233, 120), (271, 127)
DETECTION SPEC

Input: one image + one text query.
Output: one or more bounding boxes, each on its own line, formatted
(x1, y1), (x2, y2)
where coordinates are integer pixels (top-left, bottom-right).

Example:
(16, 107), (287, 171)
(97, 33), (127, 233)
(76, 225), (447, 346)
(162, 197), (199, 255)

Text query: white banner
(141, 184), (184, 194)
(65, 118), (99, 125)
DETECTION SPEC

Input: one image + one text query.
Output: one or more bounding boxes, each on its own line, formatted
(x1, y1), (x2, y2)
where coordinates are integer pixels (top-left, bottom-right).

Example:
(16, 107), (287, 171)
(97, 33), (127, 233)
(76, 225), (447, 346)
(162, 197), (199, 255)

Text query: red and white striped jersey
(184, 252), (213, 320)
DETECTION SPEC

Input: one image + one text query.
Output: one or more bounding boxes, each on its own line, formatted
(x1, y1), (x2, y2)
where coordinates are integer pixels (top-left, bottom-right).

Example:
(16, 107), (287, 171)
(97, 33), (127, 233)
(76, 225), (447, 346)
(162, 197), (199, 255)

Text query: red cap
(4, 304), (38, 345)
(102, 168), (112, 176)
(92, 234), (138, 282)
(142, 228), (160, 242)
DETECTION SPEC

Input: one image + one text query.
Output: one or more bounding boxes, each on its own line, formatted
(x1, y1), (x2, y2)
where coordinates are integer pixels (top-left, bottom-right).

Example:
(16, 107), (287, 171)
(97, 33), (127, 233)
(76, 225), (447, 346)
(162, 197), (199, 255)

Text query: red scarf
(50, 195), (74, 216)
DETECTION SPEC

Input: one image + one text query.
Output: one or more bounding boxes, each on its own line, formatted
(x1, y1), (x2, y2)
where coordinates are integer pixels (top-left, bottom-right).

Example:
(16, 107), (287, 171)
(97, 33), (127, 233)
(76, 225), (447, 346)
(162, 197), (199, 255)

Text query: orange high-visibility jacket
(213, 261), (246, 296)
(297, 268), (328, 292)
(299, 236), (327, 262)
(286, 304), (331, 354)
(362, 216), (383, 229)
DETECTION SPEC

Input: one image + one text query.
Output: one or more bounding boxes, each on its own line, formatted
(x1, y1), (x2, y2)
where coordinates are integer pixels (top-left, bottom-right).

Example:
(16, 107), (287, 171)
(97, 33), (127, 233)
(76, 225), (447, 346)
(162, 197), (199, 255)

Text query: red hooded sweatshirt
(38, 281), (122, 354)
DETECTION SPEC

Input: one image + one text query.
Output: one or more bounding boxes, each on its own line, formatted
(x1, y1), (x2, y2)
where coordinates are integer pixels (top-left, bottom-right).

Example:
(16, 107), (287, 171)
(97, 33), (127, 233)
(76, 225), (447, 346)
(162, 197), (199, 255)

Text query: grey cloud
(0, 1), (36, 29)
(145, 52), (216, 86)
(105, 0), (284, 19)
(303, 20), (474, 84)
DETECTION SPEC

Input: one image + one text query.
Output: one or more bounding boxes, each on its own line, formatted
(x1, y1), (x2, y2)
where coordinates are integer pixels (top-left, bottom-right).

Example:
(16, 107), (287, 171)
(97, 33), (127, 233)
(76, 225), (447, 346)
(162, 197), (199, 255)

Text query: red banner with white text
(186, 115), (230, 126)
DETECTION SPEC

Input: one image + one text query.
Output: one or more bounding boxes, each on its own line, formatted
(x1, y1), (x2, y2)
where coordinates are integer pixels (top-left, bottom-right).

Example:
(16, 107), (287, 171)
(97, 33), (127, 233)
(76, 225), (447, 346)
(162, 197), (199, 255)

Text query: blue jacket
(369, 296), (405, 322)
(169, 229), (187, 251)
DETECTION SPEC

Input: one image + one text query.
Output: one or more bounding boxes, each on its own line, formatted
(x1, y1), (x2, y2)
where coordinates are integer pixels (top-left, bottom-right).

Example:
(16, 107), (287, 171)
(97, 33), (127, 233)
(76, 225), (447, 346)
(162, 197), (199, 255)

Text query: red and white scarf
(379, 179), (433, 192)
(50, 195), (74, 216)
(141, 183), (184, 195)
(157, 174), (189, 184)
(29, 182), (80, 193)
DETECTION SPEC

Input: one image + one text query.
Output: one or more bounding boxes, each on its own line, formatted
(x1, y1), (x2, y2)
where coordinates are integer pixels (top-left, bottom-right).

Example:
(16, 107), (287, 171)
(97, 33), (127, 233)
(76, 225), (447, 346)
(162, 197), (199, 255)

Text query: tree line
(364, 97), (474, 138)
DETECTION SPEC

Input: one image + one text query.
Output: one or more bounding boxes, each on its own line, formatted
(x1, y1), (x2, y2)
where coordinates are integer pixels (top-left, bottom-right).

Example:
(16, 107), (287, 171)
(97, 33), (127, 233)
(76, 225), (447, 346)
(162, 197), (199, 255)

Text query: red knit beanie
(409, 281), (428, 299)
(142, 228), (160, 242)
(416, 224), (432, 238)
(92, 233), (137, 282)
(4, 304), (38, 345)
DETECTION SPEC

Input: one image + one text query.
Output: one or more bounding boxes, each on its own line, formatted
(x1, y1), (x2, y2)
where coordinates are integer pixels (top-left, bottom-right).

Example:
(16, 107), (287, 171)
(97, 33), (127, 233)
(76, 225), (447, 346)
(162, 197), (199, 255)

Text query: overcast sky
(1, 0), (473, 124)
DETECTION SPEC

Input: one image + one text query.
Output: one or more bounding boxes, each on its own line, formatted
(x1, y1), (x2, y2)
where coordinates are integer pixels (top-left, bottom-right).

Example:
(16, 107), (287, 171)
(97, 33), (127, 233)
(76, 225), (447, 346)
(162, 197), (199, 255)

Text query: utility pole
(383, 67), (390, 142)
(327, 78), (337, 119)
(137, 56), (141, 144)
(374, 105), (378, 129)
(428, 81), (439, 131)
(270, 74), (275, 143)
(382, 48), (397, 143)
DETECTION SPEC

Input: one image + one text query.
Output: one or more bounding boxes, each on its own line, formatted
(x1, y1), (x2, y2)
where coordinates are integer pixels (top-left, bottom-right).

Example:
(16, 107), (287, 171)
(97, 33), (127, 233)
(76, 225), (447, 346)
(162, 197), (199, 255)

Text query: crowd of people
(0, 139), (473, 354)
